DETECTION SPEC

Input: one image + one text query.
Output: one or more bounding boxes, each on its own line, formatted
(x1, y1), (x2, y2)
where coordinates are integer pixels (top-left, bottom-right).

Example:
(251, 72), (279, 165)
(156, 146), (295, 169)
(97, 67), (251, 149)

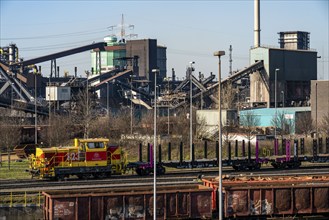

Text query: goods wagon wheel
(56, 174), (66, 181)
(77, 174), (84, 179)
(157, 166), (166, 175)
(254, 163), (261, 170)
(136, 168), (150, 176)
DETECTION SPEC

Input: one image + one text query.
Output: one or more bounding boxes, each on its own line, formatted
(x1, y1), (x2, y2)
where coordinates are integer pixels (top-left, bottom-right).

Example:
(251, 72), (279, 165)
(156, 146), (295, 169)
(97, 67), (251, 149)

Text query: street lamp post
(35, 73), (38, 145)
(106, 82), (109, 118)
(274, 68), (280, 139)
(165, 77), (171, 135)
(11, 83), (14, 115)
(151, 68), (159, 220)
(189, 61), (195, 161)
(281, 90), (284, 107)
(315, 82), (318, 138)
(214, 51), (225, 220)
(86, 71), (89, 139)
(130, 75), (133, 135)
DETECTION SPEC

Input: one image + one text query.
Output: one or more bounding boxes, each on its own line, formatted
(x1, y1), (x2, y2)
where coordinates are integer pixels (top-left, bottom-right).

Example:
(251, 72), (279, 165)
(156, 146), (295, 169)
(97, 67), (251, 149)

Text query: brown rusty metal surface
(43, 184), (212, 220)
(202, 175), (329, 217)
(14, 144), (36, 159)
(52, 198), (76, 220)
(203, 174), (329, 188)
(224, 184), (329, 217)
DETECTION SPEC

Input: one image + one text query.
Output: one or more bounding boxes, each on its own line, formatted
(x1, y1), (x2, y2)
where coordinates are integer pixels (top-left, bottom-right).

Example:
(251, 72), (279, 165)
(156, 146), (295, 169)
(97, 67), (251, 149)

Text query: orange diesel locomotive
(29, 138), (127, 180)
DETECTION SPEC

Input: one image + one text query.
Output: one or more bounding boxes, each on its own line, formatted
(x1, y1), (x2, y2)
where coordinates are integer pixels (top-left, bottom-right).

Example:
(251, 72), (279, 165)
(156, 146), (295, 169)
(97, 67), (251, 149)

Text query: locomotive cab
(74, 138), (108, 167)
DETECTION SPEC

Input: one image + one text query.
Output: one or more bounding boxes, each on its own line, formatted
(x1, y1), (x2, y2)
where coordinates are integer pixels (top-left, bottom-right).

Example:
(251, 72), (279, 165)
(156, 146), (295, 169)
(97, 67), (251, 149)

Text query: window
(87, 142), (104, 149)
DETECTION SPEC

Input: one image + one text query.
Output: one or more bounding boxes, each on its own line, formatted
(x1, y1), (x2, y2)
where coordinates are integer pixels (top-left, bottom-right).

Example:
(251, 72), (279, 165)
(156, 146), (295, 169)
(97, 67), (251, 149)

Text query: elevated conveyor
(167, 61), (266, 109)
(17, 42), (106, 66)
(93, 69), (134, 91)
(222, 60), (267, 90)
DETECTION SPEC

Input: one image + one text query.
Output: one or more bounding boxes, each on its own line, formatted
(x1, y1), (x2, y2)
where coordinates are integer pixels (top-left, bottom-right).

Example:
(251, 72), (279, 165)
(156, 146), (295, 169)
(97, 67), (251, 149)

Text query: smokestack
(254, 0), (260, 47)
(74, 67), (77, 77)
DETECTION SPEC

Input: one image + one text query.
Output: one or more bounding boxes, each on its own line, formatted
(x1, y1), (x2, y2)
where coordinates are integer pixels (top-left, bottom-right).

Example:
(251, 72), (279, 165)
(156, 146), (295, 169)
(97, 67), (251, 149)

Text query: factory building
(239, 107), (311, 134)
(311, 80), (329, 130)
(91, 36), (126, 74)
(90, 37), (167, 106)
(126, 39), (167, 91)
(250, 31), (317, 108)
(91, 37), (167, 92)
(196, 109), (238, 140)
(278, 31), (310, 50)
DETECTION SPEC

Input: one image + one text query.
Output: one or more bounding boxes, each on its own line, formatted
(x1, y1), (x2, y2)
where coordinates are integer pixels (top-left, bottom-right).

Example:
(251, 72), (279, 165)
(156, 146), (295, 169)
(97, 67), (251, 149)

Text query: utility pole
(189, 62), (195, 162)
(107, 82), (109, 118)
(274, 68), (280, 139)
(214, 51), (225, 220)
(34, 73), (38, 145)
(152, 68), (159, 220)
(229, 45), (233, 76)
(130, 75), (133, 135)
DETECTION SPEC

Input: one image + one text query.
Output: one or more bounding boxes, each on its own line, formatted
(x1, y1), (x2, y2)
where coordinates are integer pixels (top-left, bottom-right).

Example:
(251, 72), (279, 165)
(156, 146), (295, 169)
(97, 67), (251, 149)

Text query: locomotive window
(87, 142), (104, 149)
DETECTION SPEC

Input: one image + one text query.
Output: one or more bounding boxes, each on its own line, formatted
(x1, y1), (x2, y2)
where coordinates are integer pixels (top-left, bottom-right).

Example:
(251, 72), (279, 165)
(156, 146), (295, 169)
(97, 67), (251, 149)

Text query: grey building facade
(311, 80), (329, 131)
(250, 47), (317, 107)
(126, 39), (167, 91)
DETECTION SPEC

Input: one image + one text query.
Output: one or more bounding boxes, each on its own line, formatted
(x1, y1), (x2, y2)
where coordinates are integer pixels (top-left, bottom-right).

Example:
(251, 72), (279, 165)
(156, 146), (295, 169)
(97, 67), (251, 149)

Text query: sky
(1, 0), (328, 80)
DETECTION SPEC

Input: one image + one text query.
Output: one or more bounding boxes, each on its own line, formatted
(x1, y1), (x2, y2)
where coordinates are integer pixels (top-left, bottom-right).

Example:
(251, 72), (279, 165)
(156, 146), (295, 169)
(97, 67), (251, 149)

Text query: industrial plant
(0, 1), (327, 143)
(1, 1), (329, 219)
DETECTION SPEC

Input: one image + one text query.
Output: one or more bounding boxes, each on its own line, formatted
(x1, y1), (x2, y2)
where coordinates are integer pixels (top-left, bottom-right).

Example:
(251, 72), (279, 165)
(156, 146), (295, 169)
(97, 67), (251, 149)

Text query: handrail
(0, 191), (43, 208)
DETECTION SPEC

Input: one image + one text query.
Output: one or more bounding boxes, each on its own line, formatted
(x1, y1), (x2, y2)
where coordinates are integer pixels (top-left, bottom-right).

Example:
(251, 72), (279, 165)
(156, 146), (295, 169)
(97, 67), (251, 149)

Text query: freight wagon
(42, 185), (213, 220)
(203, 175), (329, 219)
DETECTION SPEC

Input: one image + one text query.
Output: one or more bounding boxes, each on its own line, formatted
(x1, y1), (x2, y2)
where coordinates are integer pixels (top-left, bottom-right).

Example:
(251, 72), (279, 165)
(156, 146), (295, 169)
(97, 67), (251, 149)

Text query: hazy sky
(1, 0), (328, 80)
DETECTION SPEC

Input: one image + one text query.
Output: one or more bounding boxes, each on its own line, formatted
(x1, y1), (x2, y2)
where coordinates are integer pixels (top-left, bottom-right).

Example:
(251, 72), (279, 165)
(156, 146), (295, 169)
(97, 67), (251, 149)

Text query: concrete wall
(311, 80), (329, 129)
(196, 109), (238, 139)
(250, 47), (317, 107)
(126, 39), (158, 91)
(250, 47), (270, 106)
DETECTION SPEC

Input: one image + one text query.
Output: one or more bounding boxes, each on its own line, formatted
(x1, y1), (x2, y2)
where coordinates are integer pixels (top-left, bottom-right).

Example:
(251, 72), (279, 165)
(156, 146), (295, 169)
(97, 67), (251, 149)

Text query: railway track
(0, 176), (198, 193)
(1, 165), (329, 192)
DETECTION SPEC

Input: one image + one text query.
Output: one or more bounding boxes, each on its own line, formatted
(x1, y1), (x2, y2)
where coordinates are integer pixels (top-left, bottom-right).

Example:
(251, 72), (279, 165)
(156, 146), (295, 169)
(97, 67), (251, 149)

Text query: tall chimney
(254, 0), (260, 47)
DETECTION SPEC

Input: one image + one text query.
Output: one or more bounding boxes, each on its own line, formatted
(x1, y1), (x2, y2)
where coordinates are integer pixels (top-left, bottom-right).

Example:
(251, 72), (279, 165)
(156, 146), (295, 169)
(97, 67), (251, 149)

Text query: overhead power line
(1, 28), (107, 40)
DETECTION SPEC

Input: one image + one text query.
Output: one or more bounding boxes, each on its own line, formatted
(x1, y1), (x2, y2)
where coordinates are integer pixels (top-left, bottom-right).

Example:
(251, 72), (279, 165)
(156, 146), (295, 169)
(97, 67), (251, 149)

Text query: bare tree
(222, 119), (237, 147)
(196, 115), (213, 140)
(113, 107), (134, 136)
(320, 113), (329, 136)
(39, 114), (73, 146)
(240, 110), (260, 141)
(170, 106), (190, 143)
(222, 81), (238, 109)
(71, 89), (95, 139)
(0, 117), (21, 169)
(271, 111), (295, 139)
(89, 116), (111, 138)
(295, 112), (314, 137)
